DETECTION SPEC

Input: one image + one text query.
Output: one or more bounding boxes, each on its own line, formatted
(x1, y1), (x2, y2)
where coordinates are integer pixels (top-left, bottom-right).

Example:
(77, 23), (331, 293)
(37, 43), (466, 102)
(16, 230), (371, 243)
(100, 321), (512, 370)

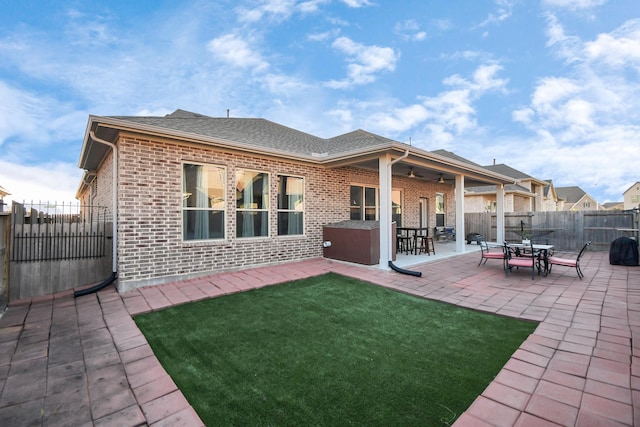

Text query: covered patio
(322, 143), (516, 270)
(0, 250), (638, 425)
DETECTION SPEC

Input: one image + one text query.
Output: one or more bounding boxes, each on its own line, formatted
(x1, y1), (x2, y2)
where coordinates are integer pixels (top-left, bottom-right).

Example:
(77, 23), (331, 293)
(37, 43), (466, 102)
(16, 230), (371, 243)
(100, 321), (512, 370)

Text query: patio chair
(547, 241), (591, 279)
(506, 242), (539, 280)
(478, 238), (505, 267)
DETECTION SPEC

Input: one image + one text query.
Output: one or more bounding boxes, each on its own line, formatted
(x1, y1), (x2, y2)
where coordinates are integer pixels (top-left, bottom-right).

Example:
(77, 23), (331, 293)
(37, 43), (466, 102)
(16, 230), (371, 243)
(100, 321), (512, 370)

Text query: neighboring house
(542, 180), (559, 212)
(76, 109), (514, 291)
(555, 186), (602, 211)
(623, 181), (640, 210)
(0, 185), (9, 212)
(463, 163), (549, 213)
(602, 202), (624, 211)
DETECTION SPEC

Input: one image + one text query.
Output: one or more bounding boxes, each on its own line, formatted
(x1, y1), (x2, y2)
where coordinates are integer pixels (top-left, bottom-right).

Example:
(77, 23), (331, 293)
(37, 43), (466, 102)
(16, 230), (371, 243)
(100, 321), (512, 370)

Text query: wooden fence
(11, 202), (107, 262)
(7, 202), (112, 301)
(465, 210), (639, 251)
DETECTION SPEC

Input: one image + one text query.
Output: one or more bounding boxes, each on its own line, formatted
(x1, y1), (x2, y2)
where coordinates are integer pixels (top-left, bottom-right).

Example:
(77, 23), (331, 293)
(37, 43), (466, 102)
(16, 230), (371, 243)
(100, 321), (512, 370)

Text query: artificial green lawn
(134, 273), (536, 426)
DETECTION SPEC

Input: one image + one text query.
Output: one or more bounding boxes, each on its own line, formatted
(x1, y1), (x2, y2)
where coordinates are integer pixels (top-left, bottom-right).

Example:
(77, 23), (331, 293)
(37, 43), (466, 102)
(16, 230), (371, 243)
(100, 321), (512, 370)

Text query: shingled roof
(555, 186), (587, 203)
(109, 109), (391, 158)
(431, 149), (481, 166)
(482, 163), (534, 180)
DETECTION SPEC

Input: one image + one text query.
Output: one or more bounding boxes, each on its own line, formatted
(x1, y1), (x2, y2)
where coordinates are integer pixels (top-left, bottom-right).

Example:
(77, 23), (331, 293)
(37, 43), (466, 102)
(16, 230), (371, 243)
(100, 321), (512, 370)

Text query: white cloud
(261, 73), (312, 95)
(368, 105), (430, 133)
(584, 19), (640, 70)
(542, 0), (607, 10)
(0, 160), (83, 204)
(0, 81), (85, 158)
(508, 15), (640, 202)
(545, 14), (583, 63)
(236, 0), (331, 22)
(476, 0), (513, 28)
(63, 8), (119, 47)
(340, 0), (373, 7)
(364, 63), (507, 140)
(299, 0), (331, 13)
(395, 20), (427, 41)
(307, 29), (341, 42)
(207, 34), (270, 72)
(326, 37), (399, 88)
(471, 64), (509, 92)
(236, 0), (296, 22)
(531, 77), (580, 111)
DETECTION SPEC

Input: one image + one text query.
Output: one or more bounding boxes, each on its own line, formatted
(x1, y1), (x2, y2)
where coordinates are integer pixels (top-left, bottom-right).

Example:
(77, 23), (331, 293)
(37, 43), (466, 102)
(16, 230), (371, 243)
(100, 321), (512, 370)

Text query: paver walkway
(0, 251), (638, 426)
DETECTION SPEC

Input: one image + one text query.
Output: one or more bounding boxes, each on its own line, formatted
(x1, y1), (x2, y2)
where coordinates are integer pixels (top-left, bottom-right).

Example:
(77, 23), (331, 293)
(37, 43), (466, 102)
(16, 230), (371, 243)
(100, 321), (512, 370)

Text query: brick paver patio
(0, 250), (638, 426)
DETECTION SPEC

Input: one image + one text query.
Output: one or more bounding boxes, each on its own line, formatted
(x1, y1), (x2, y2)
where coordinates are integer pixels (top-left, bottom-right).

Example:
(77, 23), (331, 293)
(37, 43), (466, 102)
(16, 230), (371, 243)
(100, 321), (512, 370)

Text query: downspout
(391, 150), (410, 166)
(74, 130), (118, 297)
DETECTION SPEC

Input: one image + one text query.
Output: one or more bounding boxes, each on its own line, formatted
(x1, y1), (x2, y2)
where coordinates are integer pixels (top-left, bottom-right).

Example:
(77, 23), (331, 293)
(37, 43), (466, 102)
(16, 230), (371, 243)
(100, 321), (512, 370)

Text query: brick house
(76, 109), (513, 291)
(463, 163), (550, 213)
(623, 181), (640, 210)
(0, 184), (9, 213)
(555, 186), (602, 211)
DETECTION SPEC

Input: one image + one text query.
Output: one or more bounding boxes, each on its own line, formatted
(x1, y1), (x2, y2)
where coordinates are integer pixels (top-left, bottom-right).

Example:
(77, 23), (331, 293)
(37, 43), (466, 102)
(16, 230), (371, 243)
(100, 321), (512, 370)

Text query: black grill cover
(609, 237), (639, 266)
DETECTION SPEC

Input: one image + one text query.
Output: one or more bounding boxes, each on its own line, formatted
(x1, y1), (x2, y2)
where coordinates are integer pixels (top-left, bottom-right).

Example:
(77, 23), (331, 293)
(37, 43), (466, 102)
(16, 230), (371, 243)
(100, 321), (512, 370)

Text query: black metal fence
(11, 201), (108, 263)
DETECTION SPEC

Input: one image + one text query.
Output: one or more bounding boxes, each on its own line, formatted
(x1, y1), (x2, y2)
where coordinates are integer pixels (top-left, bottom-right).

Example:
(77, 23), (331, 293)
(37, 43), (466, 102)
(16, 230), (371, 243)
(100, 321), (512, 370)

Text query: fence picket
(10, 202), (108, 263)
(465, 210), (639, 251)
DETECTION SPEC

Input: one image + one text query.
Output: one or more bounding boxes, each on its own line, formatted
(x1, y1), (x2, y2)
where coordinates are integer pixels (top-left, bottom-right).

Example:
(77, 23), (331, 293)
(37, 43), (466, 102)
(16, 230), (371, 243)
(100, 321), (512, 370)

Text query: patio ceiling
(324, 151), (515, 188)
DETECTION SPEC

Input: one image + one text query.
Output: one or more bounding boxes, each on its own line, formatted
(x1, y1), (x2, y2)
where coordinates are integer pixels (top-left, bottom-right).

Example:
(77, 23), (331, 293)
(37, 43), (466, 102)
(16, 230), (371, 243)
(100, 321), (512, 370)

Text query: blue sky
(1, 0), (639, 204)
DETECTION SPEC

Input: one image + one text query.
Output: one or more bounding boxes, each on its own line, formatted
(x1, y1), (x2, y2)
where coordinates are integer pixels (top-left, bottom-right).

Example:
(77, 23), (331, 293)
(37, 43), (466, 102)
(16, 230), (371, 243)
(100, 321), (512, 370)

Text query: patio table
(397, 227), (429, 255)
(507, 243), (554, 275)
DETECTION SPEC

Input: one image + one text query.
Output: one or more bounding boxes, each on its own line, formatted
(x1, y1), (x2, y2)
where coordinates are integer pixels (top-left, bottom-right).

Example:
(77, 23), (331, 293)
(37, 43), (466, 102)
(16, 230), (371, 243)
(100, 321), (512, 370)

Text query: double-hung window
(182, 163), (225, 241)
(278, 175), (304, 235)
(236, 170), (269, 238)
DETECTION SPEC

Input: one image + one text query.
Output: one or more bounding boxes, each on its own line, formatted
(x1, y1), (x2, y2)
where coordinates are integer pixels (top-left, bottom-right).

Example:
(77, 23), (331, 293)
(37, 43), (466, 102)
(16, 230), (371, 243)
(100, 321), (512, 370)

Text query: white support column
(455, 174), (465, 253)
(379, 154), (392, 269)
(496, 184), (505, 243)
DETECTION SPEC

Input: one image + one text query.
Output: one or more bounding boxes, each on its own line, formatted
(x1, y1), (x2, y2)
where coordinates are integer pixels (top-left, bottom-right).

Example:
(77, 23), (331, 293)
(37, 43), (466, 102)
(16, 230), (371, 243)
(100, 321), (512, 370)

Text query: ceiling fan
(408, 167), (423, 178)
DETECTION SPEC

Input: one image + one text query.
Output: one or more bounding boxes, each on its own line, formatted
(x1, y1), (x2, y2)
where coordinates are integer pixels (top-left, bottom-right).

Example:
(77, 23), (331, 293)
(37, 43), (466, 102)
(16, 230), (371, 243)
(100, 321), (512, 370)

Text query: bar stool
(418, 235), (435, 256)
(397, 234), (413, 254)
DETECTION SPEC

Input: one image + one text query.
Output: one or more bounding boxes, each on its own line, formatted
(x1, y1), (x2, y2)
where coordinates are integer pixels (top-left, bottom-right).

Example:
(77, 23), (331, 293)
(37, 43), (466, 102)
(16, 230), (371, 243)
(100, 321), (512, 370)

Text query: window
(392, 190), (402, 226)
(632, 195), (640, 203)
(236, 170), (269, 238)
(436, 192), (445, 227)
(350, 185), (401, 222)
(278, 175), (304, 235)
(183, 163), (225, 241)
(350, 185), (378, 220)
(350, 186), (363, 220)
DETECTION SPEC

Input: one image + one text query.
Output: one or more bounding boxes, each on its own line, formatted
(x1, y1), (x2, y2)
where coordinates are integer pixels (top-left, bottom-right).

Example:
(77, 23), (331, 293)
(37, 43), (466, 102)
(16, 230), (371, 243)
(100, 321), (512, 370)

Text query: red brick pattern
(1, 250), (639, 425)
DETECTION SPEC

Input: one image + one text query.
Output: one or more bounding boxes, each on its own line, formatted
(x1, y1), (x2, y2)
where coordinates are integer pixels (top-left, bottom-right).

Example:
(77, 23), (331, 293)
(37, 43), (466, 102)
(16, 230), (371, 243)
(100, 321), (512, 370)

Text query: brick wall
(108, 135), (456, 290)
